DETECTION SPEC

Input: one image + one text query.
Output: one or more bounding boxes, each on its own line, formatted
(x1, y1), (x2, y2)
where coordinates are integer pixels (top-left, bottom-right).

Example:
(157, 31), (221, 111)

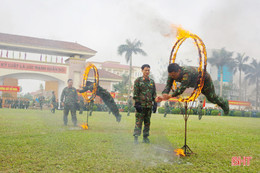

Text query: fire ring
(169, 27), (207, 102)
(81, 63), (99, 102)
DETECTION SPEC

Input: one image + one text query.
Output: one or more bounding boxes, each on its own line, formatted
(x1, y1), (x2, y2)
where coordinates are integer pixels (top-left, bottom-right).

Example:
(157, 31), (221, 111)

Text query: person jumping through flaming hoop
(77, 81), (122, 122)
(156, 63), (229, 115)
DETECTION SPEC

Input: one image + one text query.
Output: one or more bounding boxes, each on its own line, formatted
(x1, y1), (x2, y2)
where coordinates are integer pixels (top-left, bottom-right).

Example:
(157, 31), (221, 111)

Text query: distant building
(86, 61), (142, 91)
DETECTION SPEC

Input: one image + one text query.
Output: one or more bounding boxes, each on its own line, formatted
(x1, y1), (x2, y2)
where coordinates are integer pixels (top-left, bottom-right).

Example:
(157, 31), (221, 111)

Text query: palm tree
(208, 47), (234, 96)
(118, 39), (147, 97)
(233, 53), (250, 101)
(113, 74), (129, 94)
(244, 58), (260, 110)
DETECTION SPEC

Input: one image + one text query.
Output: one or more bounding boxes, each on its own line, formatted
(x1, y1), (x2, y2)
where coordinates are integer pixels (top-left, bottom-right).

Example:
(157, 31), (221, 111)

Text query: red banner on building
(0, 85), (20, 92)
(0, 61), (67, 74)
(228, 100), (251, 106)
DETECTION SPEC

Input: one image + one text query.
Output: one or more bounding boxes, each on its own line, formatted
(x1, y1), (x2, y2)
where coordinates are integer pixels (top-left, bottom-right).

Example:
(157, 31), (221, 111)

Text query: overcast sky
(1, 0), (259, 93)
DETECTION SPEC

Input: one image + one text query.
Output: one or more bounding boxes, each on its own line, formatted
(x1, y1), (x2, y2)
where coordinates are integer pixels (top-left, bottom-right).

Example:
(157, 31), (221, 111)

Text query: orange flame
(174, 148), (186, 157)
(81, 123), (88, 130)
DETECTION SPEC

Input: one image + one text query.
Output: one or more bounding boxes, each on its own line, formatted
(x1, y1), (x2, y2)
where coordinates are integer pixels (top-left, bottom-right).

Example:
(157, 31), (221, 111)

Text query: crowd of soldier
(1, 98), (30, 109)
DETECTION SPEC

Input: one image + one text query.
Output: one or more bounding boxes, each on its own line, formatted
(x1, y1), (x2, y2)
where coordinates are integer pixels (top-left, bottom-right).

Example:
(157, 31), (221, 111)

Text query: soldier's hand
(152, 102), (157, 113)
(134, 102), (142, 113)
(61, 102), (64, 107)
(162, 94), (171, 100)
(155, 96), (162, 102)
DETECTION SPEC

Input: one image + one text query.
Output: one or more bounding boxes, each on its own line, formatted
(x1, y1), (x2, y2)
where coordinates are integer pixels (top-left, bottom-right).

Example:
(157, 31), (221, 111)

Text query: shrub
(130, 107), (135, 112)
(158, 107), (165, 114)
(234, 111), (242, 117)
(93, 105), (97, 111)
(244, 111), (251, 117)
(211, 110), (219, 115)
(124, 106), (128, 112)
(171, 108), (181, 114)
(256, 112), (260, 117)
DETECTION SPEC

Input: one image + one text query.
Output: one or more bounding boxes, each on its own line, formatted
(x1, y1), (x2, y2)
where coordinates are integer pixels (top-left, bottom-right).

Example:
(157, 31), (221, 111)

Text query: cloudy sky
(1, 0), (259, 93)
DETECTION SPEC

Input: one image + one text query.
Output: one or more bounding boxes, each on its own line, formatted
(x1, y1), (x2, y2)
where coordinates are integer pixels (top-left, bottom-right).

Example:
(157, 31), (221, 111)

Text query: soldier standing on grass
(133, 64), (158, 144)
(50, 91), (56, 113)
(61, 79), (78, 126)
(198, 100), (203, 120)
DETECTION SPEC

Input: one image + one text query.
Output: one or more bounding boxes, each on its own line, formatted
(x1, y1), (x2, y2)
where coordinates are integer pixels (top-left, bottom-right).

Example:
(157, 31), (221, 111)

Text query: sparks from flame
(174, 148), (186, 157)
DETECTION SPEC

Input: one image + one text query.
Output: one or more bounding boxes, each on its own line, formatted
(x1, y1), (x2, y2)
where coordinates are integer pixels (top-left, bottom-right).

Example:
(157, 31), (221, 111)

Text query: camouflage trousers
(133, 108), (152, 137)
(202, 74), (228, 111)
(63, 104), (77, 126)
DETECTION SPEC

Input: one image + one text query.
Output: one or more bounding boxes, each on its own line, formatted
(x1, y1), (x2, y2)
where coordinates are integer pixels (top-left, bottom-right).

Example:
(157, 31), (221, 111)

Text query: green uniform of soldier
(198, 100), (203, 120)
(51, 91), (57, 113)
(164, 101), (170, 117)
(133, 64), (157, 144)
(0, 97), (2, 108)
(61, 79), (78, 126)
(127, 96), (133, 116)
(77, 81), (121, 122)
(158, 63), (229, 115)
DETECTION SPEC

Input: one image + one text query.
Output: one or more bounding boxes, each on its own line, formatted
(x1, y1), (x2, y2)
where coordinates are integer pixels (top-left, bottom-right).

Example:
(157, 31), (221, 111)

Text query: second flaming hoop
(81, 63), (99, 103)
(169, 26), (207, 103)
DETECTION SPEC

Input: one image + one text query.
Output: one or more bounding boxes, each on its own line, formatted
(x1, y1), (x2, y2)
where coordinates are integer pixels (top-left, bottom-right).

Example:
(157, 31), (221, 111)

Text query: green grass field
(0, 109), (259, 172)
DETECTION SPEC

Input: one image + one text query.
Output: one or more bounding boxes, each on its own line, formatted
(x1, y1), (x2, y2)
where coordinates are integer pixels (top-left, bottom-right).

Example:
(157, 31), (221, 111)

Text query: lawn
(0, 109), (259, 172)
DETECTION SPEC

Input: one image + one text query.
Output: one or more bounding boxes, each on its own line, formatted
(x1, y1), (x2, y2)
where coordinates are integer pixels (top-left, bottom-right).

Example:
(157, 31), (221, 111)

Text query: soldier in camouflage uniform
(133, 64), (157, 144)
(164, 101), (170, 117)
(158, 63), (229, 115)
(61, 79), (78, 126)
(127, 96), (133, 116)
(50, 91), (57, 113)
(197, 100), (203, 120)
(77, 81), (121, 122)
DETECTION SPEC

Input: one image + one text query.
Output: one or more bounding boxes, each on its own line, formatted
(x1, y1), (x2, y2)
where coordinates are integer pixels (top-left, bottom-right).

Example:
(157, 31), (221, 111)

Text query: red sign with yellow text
(0, 61), (66, 73)
(0, 85), (20, 92)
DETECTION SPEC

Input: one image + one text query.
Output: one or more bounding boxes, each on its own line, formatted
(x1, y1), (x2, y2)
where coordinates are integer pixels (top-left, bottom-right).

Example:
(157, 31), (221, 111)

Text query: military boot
(222, 99), (229, 115)
(142, 136), (150, 144)
(134, 136), (138, 144)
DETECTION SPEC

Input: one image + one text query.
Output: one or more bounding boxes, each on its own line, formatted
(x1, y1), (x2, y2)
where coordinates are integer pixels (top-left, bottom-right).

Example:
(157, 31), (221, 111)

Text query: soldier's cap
(86, 81), (93, 86)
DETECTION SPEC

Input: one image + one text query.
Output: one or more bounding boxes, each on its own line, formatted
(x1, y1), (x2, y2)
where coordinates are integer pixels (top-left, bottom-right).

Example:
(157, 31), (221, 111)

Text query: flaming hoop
(81, 63), (99, 103)
(169, 26), (208, 156)
(80, 63), (99, 130)
(169, 26), (207, 103)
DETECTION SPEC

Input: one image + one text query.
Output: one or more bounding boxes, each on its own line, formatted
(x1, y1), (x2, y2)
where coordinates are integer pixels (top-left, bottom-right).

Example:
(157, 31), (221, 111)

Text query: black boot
(142, 136), (150, 144)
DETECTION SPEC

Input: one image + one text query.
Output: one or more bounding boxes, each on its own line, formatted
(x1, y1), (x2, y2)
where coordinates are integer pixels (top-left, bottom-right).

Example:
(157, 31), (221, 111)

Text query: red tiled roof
(88, 69), (122, 80)
(0, 32), (97, 53)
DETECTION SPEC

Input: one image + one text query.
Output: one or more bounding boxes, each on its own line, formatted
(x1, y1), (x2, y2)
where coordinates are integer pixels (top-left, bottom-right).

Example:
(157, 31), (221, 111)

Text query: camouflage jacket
(133, 77), (156, 108)
(61, 87), (78, 105)
(162, 66), (205, 97)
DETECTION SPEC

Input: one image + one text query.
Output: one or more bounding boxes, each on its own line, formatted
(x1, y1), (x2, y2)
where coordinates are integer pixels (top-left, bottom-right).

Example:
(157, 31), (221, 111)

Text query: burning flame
(174, 148), (186, 157)
(81, 123), (88, 130)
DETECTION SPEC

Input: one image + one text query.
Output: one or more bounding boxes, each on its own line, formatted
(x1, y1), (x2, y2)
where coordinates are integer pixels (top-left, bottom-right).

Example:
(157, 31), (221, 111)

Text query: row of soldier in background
(0, 96), (46, 110)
